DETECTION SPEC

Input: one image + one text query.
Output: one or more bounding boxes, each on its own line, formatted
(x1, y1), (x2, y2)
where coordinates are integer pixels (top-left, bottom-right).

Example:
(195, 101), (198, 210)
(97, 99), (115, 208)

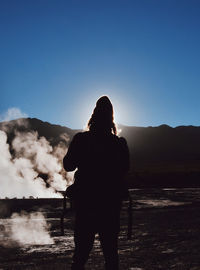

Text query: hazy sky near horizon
(1, 0), (200, 128)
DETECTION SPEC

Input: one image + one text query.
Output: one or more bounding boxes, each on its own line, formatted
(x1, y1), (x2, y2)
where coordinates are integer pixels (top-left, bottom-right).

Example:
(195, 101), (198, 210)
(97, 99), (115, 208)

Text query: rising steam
(0, 127), (70, 198)
(0, 113), (73, 248)
(0, 211), (54, 247)
(0, 107), (28, 122)
(10, 211), (54, 245)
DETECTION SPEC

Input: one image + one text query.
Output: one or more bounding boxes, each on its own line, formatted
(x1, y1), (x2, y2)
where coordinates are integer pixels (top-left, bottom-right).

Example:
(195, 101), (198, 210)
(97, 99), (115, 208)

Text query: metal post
(60, 193), (67, 236)
(127, 193), (132, 240)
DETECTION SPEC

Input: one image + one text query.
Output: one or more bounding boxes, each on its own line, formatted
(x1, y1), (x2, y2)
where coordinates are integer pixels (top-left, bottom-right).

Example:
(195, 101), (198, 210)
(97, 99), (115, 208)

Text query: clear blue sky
(1, 0), (200, 128)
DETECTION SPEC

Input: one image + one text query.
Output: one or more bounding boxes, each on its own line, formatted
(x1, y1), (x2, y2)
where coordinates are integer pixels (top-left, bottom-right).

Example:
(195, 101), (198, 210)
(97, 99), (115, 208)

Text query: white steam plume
(0, 211), (54, 247)
(10, 211), (54, 245)
(0, 107), (28, 122)
(12, 131), (67, 191)
(0, 109), (29, 133)
(0, 130), (69, 198)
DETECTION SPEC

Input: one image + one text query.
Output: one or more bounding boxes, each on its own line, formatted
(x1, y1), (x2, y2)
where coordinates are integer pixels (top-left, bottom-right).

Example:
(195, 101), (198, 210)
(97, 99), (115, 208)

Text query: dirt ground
(1, 190), (200, 270)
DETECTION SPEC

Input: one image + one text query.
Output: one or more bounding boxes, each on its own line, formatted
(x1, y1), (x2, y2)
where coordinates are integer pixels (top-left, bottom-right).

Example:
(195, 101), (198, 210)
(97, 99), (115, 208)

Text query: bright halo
(80, 92), (129, 132)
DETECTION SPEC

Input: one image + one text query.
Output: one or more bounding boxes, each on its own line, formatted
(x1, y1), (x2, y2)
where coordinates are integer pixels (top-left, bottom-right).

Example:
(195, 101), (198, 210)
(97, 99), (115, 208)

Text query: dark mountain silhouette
(1, 118), (200, 188)
(120, 123), (200, 163)
(0, 118), (78, 147)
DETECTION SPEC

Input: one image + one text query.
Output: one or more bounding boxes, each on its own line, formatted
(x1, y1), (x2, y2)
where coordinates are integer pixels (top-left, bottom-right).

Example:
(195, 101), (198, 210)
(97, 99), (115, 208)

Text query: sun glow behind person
(80, 92), (131, 134)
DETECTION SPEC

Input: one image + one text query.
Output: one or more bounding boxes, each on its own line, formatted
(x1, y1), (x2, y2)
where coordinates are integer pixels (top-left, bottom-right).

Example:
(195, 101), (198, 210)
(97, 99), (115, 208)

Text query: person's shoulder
(118, 136), (127, 144)
(70, 132), (89, 147)
(115, 136), (128, 148)
(110, 134), (127, 146)
(72, 131), (90, 141)
(111, 134), (127, 143)
(73, 130), (88, 137)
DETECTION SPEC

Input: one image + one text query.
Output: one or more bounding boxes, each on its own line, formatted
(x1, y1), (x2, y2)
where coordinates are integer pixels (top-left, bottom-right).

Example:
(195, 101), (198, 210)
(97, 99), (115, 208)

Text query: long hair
(87, 96), (117, 135)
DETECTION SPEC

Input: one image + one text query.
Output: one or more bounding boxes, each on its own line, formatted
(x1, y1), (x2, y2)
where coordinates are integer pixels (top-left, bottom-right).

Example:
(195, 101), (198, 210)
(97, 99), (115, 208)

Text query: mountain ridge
(1, 118), (200, 187)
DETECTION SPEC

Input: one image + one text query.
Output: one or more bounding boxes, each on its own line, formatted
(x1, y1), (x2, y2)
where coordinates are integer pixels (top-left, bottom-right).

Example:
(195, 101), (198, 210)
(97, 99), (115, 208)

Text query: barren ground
(1, 189), (200, 270)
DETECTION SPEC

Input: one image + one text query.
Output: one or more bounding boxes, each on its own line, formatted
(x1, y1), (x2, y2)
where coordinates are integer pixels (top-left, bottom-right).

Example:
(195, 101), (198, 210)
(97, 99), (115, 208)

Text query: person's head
(87, 96), (117, 135)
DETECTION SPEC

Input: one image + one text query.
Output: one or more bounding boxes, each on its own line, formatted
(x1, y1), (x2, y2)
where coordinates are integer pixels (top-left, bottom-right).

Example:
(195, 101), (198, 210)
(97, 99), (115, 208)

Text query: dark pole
(60, 192), (67, 236)
(127, 192), (132, 240)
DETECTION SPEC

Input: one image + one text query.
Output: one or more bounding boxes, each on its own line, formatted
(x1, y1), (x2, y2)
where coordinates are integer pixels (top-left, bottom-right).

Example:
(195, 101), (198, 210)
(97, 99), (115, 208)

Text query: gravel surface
(1, 189), (200, 270)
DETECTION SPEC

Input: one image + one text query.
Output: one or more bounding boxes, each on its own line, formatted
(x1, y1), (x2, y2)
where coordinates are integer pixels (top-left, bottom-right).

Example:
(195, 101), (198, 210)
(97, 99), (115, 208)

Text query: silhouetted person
(63, 96), (130, 270)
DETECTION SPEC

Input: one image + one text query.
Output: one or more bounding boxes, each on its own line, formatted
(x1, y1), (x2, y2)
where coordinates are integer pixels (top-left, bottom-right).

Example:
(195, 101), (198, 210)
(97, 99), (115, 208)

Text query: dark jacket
(63, 131), (130, 210)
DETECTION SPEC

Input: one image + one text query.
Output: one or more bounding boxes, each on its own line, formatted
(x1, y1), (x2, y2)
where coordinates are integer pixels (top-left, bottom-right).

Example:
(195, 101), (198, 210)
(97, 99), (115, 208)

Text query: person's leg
(71, 212), (96, 270)
(99, 230), (119, 270)
(98, 208), (120, 270)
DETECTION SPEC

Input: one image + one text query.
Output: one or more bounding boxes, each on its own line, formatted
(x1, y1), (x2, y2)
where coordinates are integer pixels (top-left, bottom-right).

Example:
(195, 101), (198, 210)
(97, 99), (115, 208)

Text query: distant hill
(0, 118), (77, 147)
(120, 123), (200, 165)
(1, 118), (200, 187)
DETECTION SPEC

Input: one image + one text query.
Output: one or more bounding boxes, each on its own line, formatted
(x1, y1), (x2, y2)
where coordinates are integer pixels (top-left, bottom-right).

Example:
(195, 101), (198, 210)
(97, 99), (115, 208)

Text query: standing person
(63, 96), (130, 270)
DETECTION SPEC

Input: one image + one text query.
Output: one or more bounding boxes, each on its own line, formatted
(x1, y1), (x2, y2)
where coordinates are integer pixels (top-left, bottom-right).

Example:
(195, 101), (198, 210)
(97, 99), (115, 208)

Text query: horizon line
(1, 117), (200, 130)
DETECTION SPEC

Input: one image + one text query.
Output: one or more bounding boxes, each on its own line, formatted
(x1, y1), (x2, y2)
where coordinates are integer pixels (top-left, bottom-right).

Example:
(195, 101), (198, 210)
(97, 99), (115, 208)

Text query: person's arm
(63, 133), (81, 171)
